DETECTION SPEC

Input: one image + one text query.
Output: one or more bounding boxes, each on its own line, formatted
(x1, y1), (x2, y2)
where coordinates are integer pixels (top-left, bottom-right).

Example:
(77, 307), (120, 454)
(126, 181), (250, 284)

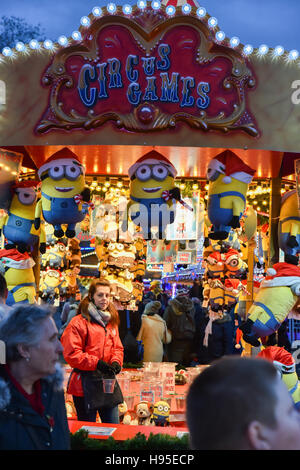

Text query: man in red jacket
(61, 279), (124, 423)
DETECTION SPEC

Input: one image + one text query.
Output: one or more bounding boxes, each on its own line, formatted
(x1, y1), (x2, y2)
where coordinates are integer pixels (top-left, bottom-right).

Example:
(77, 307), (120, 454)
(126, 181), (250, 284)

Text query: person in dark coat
(0, 304), (70, 450)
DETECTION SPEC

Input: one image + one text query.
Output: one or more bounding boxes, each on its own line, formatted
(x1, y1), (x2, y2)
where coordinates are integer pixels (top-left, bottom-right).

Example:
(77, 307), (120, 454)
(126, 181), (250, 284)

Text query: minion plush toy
(151, 400), (170, 427)
(125, 150), (184, 240)
(278, 190), (300, 265)
(240, 262), (300, 347)
(257, 346), (300, 410)
(207, 150), (255, 240)
(0, 248), (36, 306)
(35, 147), (92, 239)
(0, 181), (46, 254)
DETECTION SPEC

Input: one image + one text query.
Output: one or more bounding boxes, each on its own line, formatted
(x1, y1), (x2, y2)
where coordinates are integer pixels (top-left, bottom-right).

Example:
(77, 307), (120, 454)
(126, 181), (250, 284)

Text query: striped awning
(161, 0), (201, 7)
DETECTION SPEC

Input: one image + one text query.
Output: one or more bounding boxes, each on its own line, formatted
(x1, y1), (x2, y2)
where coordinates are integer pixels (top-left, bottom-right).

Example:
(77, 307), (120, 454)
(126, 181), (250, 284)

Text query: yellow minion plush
(278, 190), (300, 265)
(207, 150), (255, 241)
(240, 262), (300, 347)
(39, 267), (64, 302)
(125, 150), (179, 240)
(258, 347), (300, 410)
(224, 249), (248, 280)
(35, 148), (92, 239)
(205, 251), (225, 280)
(0, 249), (36, 306)
(0, 181), (46, 254)
(151, 400), (170, 427)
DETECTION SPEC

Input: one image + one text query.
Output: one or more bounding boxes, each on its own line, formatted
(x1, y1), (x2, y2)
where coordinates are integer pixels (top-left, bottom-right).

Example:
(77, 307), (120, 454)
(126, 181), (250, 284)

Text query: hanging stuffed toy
(39, 267), (64, 303)
(124, 150), (191, 240)
(278, 190), (300, 265)
(205, 251), (225, 280)
(0, 181), (46, 254)
(224, 248), (248, 280)
(240, 262), (300, 347)
(257, 346), (300, 409)
(0, 248), (36, 306)
(206, 150), (255, 240)
(34, 147), (93, 239)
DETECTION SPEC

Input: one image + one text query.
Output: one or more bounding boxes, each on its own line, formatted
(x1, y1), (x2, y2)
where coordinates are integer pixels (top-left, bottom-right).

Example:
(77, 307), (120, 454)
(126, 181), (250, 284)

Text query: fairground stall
(1, 0), (300, 443)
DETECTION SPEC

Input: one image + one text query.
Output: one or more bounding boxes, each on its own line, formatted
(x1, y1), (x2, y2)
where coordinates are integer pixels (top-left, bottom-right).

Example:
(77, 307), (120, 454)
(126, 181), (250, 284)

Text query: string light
(166, 5), (175, 16)
(196, 7), (206, 18)
(230, 37), (240, 48)
(92, 6), (102, 17)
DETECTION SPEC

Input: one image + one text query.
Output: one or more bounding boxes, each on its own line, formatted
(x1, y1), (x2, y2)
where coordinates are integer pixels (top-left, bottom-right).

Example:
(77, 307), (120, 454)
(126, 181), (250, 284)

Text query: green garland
(70, 429), (190, 450)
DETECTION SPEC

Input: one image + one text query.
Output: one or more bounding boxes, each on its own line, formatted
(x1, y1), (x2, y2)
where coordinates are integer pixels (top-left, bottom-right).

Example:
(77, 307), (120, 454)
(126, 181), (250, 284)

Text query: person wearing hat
(206, 150), (255, 240)
(0, 180), (46, 254)
(35, 147), (92, 239)
(124, 150), (180, 240)
(136, 301), (171, 362)
(163, 290), (196, 366)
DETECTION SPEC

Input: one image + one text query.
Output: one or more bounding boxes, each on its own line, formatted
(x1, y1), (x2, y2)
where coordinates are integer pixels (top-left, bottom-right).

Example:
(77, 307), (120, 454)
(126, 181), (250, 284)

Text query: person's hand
(111, 362), (121, 375)
(97, 360), (114, 374)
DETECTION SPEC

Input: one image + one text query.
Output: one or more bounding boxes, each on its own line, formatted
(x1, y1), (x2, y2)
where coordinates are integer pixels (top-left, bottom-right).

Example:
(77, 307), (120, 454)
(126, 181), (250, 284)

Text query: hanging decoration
(206, 150), (255, 241)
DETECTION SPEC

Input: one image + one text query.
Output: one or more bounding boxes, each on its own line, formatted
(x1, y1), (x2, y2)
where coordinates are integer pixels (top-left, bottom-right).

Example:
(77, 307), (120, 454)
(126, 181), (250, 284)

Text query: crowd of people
(0, 272), (300, 450)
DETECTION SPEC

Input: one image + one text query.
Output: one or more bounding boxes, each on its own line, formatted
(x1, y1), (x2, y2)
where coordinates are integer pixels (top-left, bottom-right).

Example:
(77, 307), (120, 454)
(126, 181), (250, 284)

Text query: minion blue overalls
(3, 213), (38, 249)
(129, 196), (175, 239)
(41, 192), (85, 234)
(208, 191), (246, 235)
(6, 282), (37, 306)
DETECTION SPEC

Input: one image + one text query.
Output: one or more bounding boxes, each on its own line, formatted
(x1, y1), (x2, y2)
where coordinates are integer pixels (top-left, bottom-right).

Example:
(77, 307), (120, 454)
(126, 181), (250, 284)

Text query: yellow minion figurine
(207, 150), (255, 241)
(151, 400), (170, 427)
(35, 147), (92, 239)
(240, 262), (300, 347)
(0, 181), (46, 254)
(125, 150), (180, 240)
(0, 249), (36, 306)
(278, 190), (300, 265)
(258, 347), (300, 410)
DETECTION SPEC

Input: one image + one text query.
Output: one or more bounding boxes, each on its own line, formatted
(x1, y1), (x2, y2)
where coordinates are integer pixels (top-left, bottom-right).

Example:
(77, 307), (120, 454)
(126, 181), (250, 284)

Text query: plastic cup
(123, 395), (134, 410)
(175, 396), (186, 411)
(103, 378), (116, 393)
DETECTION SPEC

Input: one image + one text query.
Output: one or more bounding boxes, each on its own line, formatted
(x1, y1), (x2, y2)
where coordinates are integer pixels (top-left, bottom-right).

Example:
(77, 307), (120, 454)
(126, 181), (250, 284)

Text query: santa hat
(0, 249), (35, 270)
(258, 346), (296, 374)
(12, 180), (40, 190)
(128, 150), (177, 179)
(207, 251), (224, 265)
(262, 262), (300, 294)
(37, 147), (84, 179)
(224, 278), (241, 292)
(225, 248), (241, 264)
(207, 150), (255, 184)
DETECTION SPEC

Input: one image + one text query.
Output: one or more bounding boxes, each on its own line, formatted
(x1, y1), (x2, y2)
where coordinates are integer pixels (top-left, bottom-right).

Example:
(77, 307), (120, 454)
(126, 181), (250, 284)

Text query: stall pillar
(268, 176), (282, 267)
(242, 237), (256, 357)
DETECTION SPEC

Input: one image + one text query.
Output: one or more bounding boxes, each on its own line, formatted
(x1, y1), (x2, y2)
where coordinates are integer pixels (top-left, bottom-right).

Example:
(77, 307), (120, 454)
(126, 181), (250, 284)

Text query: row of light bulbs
(0, 162), (18, 176)
(1, 3), (297, 62)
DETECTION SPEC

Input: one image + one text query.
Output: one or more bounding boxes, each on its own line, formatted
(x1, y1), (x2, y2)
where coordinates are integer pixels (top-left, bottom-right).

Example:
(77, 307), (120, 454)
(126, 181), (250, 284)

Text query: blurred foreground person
(0, 304), (70, 450)
(186, 356), (300, 450)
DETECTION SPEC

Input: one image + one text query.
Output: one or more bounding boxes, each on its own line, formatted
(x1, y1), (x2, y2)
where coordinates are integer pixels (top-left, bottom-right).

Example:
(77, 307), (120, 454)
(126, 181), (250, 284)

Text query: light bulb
(2, 47), (13, 56)
(196, 7), (206, 17)
(15, 42), (25, 52)
(80, 16), (91, 27)
(92, 6), (102, 16)
(215, 31), (225, 42)
(58, 35), (68, 46)
(243, 44), (253, 55)
(230, 36), (240, 48)
(208, 17), (218, 28)
(166, 5), (175, 16)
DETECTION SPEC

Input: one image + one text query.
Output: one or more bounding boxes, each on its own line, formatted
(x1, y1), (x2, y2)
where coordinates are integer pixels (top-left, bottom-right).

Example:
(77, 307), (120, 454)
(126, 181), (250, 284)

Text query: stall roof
(3, 144), (283, 178)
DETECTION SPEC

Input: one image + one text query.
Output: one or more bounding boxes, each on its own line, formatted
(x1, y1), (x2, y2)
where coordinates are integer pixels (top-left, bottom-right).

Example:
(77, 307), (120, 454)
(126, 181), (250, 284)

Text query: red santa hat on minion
(37, 147), (84, 180)
(0, 248), (35, 270)
(128, 150), (177, 179)
(225, 248), (241, 264)
(207, 150), (255, 184)
(258, 346), (296, 374)
(262, 262), (300, 294)
(206, 251), (224, 265)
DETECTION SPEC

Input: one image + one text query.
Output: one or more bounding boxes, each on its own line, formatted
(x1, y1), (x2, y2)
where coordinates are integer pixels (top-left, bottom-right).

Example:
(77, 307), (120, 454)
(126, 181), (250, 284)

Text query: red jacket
(61, 314), (124, 396)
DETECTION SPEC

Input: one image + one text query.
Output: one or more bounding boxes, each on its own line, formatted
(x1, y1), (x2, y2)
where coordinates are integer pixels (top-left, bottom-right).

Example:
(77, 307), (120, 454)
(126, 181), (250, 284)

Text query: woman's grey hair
(0, 304), (54, 362)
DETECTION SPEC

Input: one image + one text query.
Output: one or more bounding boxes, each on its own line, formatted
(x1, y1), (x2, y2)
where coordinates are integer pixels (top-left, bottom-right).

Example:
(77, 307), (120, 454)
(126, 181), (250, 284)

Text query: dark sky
(0, 0), (300, 51)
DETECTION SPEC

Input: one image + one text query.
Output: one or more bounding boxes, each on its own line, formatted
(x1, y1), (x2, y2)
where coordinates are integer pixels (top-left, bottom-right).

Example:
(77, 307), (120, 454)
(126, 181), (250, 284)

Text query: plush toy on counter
(175, 369), (188, 385)
(118, 401), (132, 425)
(130, 401), (153, 426)
(257, 346), (300, 409)
(0, 181), (46, 254)
(125, 150), (186, 240)
(0, 248), (36, 306)
(151, 400), (171, 427)
(240, 262), (300, 347)
(278, 190), (300, 265)
(35, 147), (93, 239)
(206, 150), (255, 240)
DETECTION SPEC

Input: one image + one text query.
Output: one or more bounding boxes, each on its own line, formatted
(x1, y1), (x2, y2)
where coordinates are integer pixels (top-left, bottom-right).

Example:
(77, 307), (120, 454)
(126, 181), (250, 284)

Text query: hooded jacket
(0, 363), (70, 450)
(163, 296), (196, 341)
(61, 310), (124, 396)
(137, 313), (171, 362)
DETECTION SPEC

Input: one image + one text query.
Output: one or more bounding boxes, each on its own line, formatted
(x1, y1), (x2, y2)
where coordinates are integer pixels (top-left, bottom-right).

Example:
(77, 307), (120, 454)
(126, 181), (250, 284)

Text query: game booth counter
(1, 0), (300, 445)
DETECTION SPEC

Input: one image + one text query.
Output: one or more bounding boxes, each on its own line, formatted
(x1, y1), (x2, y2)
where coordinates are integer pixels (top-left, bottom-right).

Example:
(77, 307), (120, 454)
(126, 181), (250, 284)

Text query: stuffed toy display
(278, 190), (300, 265)
(0, 181), (46, 254)
(257, 346), (300, 409)
(0, 248), (36, 306)
(35, 147), (93, 239)
(125, 150), (190, 240)
(151, 400), (171, 427)
(240, 262), (300, 347)
(118, 401), (132, 425)
(206, 150), (255, 241)
(130, 401), (153, 426)
(39, 267), (65, 303)
(41, 240), (68, 269)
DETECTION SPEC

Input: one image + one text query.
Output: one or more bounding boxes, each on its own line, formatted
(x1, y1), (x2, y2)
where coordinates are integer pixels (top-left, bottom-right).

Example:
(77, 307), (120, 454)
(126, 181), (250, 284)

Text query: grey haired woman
(0, 304), (70, 450)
